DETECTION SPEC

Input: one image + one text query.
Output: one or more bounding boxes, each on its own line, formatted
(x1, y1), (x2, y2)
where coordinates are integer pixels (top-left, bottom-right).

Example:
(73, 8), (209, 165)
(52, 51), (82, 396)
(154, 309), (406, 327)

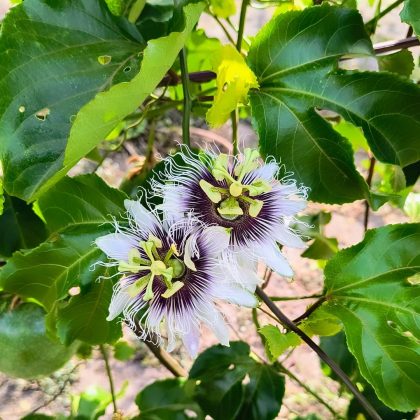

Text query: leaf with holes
(0, 0), (145, 201)
(56, 276), (122, 345)
(248, 5), (420, 204)
(322, 224), (420, 411)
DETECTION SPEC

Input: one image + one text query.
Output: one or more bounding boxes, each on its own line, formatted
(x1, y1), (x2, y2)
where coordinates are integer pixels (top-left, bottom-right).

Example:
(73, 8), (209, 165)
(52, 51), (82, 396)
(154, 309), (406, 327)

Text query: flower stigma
(118, 238), (186, 301)
(199, 148), (271, 220)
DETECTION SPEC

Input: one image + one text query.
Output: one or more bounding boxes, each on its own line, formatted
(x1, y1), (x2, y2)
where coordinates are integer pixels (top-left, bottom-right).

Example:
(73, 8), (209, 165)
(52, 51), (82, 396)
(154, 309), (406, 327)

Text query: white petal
(182, 324), (200, 357)
(124, 199), (160, 232)
(167, 327), (177, 353)
(107, 286), (133, 321)
(213, 284), (257, 307)
(276, 224), (306, 249)
(96, 233), (136, 261)
(254, 241), (293, 277)
(200, 304), (230, 346)
(248, 161), (278, 182)
(200, 226), (231, 256)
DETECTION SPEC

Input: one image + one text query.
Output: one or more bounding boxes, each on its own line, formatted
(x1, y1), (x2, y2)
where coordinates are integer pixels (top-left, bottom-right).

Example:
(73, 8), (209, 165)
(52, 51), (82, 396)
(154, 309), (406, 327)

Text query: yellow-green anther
(148, 234), (162, 249)
(246, 179), (272, 196)
(249, 199), (263, 217)
(217, 196), (243, 217)
(200, 180), (222, 203)
(126, 274), (151, 298)
(140, 240), (155, 262)
(229, 181), (243, 197)
(235, 148), (260, 181)
(161, 281), (185, 299)
(143, 274), (155, 301)
(212, 153), (229, 181)
(118, 261), (150, 273)
(150, 260), (168, 275)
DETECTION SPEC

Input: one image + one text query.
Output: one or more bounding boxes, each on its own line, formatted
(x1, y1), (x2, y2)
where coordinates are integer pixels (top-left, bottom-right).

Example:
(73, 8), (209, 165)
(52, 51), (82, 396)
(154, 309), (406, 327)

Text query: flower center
(199, 148), (271, 220)
(118, 235), (185, 301)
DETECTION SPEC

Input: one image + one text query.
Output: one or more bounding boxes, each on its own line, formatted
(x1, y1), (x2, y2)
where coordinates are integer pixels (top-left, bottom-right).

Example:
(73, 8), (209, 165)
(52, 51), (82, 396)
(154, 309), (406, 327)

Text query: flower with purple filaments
(95, 199), (258, 356)
(153, 147), (308, 277)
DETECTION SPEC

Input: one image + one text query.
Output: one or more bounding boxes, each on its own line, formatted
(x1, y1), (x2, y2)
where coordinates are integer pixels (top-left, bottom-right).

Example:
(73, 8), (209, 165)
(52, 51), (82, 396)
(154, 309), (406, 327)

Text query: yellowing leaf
(209, 0), (236, 19)
(206, 45), (258, 127)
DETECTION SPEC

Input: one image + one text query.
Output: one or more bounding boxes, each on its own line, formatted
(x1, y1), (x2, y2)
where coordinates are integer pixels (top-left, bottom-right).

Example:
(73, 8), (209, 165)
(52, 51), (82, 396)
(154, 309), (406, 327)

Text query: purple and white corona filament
(95, 199), (258, 356)
(154, 147), (308, 277)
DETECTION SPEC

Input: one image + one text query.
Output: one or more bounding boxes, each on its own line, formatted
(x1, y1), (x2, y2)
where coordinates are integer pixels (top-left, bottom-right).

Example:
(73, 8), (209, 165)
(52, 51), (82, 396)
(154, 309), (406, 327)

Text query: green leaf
(259, 325), (301, 361)
(378, 49), (414, 78)
(0, 194), (47, 259)
(0, 224), (109, 310)
(0, 0), (144, 201)
(0, 175), (126, 307)
(105, 0), (129, 16)
(113, 340), (136, 361)
(322, 224), (420, 412)
(401, 0), (420, 39)
(209, 0), (236, 18)
(301, 235), (338, 260)
(56, 277), (121, 345)
(59, 1), (205, 198)
(37, 174), (126, 232)
(248, 6), (420, 204)
(135, 378), (204, 420)
(0, 178), (3, 216)
(189, 341), (284, 420)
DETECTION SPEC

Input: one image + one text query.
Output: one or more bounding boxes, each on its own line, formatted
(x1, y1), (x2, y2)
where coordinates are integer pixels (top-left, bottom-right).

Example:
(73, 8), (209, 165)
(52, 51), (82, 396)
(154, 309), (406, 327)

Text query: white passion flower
(153, 147), (308, 277)
(95, 199), (258, 357)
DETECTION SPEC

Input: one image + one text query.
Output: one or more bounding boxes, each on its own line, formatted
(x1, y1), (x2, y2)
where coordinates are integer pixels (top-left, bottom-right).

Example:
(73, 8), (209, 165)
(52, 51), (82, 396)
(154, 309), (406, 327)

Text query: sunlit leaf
(209, 0), (236, 18)
(377, 49), (414, 78)
(207, 45), (258, 127)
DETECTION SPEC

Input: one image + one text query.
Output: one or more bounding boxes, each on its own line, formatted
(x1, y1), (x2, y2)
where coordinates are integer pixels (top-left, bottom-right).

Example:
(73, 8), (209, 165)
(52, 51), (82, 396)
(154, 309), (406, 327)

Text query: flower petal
(212, 283), (257, 307)
(182, 323), (200, 357)
(95, 233), (136, 261)
(254, 241), (294, 277)
(200, 304), (230, 346)
(200, 226), (231, 256)
(107, 285), (134, 321)
(124, 199), (160, 232)
(276, 224), (306, 249)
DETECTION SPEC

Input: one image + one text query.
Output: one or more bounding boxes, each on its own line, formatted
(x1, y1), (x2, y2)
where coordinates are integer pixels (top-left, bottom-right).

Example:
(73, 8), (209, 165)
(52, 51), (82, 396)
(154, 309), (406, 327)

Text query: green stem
(179, 47), (191, 147)
(256, 287), (381, 420)
(146, 119), (155, 162)
(231, 109), (239, 155)
(236, 0), (249, 52)
(99, 345), (117, 413)
(276, 363), (344, 419)
(365, 0), (404, 30)
(212, 15), (236, 45)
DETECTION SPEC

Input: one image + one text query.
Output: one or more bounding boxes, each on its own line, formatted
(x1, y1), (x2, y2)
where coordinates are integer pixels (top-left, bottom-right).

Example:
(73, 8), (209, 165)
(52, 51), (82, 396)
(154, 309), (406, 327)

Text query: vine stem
(179, 47), (191, 146)
(99, 345), (117, 413)
(144, 340), (188, 377)
(276, 364), (344, 419)
(365, 0), (404, 29)
(255, 287), (382, 420)
(236, 0), (249, 52)
(231, 109), (239, 155)
(364, 156), (376, 232)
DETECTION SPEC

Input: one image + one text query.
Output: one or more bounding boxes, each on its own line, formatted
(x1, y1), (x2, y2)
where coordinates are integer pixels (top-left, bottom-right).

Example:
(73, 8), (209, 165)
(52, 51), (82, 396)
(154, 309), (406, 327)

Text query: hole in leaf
(35, 108), (50, 121)
(69, 286), (81, 296)
(387, 320), (398, 329)
(183, 409), (197, 418)
(222, 82), (228, 92)
(98, 55), (112, 65)
(123, 66), (131, 73)
(228, 363), (235, 370)
(242, 374), (250, 385)
(18, 106), (25, 113)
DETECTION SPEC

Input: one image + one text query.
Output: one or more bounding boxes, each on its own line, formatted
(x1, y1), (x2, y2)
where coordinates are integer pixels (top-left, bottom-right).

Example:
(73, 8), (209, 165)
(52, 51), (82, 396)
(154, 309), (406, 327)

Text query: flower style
(95, 199), (258, 357)
(154, 147), (307, 277)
